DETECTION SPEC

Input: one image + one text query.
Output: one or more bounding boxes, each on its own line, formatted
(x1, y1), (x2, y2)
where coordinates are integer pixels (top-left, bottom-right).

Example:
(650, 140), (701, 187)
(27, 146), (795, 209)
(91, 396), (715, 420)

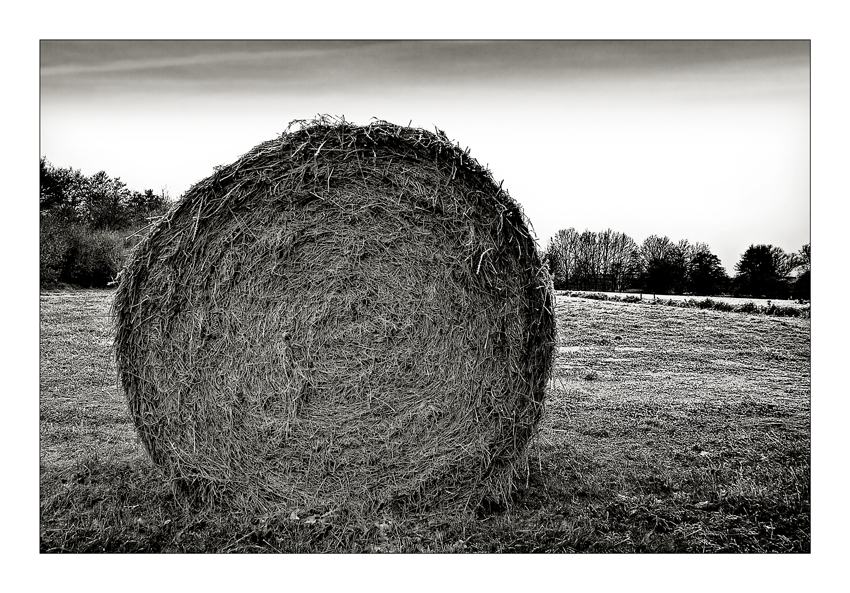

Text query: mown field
(39, 289), (810, 553)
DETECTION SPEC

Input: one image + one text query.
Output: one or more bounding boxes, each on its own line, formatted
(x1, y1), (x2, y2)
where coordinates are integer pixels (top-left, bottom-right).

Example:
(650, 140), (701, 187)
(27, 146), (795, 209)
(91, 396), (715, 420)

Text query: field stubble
(39, 290), (810, 552)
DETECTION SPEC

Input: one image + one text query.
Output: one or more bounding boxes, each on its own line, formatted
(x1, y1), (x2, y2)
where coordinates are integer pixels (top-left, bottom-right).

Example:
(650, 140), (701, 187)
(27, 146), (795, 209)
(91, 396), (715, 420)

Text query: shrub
(40, 215), (126, 288)
(765, 303), (806, 318)
(734, 302), (757, 314)
(39, 215), (72, 286)
(793, 270), (811, 300)
(575, 292), (609, 301)
(62, 227), (125, 287)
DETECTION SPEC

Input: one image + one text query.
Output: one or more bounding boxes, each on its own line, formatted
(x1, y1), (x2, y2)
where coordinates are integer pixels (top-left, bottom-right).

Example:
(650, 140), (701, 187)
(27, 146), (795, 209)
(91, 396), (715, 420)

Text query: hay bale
(113, 117), (556, 513)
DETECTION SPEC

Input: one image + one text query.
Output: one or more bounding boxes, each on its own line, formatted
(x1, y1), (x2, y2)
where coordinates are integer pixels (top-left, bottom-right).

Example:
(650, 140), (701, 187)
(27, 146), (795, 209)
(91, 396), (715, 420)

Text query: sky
(40, 39), (810, 273)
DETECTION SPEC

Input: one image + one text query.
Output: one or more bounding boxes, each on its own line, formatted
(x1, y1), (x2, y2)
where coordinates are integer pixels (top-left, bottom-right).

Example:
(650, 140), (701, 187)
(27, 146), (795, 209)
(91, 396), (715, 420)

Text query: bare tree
(548, 227), (579, 289)
(597, 228), (615, 291)
(604, 230), (638, 291)
(574, 230), (599, 290)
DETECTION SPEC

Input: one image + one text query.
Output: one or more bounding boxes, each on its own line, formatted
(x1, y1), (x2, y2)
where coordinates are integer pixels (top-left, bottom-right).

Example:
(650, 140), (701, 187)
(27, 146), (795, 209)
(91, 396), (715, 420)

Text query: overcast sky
(40, 40), (809, 273)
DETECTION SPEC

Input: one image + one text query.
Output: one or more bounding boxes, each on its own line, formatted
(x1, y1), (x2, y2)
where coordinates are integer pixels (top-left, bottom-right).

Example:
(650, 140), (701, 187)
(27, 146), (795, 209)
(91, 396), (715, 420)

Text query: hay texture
(114, 117), (556, 513)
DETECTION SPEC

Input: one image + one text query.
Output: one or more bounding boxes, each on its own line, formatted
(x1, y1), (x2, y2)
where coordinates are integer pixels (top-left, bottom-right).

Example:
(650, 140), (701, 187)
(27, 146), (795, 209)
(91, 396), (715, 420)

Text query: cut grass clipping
(113, 117), (556, 516)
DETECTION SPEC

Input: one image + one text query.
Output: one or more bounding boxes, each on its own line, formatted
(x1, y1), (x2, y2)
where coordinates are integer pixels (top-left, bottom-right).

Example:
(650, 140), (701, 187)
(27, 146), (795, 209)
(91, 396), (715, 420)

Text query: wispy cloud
(41, 49), (331, 77)
(41, 40), (809, 99)
(39, 41), (374, 83)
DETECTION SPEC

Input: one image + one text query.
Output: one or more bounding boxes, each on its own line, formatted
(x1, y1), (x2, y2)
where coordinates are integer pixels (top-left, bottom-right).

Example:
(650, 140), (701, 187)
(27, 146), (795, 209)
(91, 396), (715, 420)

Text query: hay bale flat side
(113, 117), (556, 513)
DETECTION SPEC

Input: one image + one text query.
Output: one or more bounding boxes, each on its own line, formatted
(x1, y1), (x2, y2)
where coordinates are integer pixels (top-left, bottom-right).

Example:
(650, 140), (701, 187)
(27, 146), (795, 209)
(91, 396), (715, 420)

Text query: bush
(62, 226), (125, 287)
(793, 270), (810, 300)
(564, 290), (810, 318)
(764, 303), (805, 318)
(733, 302), (757, 314)
(40, 216), (127, 288)
(577, 292), (609, 301)
(40, 215), (71, 286)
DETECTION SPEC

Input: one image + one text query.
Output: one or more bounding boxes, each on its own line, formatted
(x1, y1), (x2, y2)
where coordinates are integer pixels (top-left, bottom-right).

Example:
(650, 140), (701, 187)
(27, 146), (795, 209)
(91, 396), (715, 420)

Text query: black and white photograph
(14, 0), (845, 580)
(37, 38), (813, 557)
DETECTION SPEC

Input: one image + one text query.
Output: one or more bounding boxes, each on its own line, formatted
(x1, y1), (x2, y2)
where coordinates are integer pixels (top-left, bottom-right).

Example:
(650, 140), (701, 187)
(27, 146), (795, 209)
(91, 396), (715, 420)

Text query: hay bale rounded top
(114, 117), (556, 513)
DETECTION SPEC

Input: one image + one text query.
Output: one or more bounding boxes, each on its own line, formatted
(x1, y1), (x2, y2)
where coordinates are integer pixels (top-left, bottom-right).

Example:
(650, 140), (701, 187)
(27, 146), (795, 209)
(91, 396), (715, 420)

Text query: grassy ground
(561, 290), (810, 309)
(39, 289), (810, 553)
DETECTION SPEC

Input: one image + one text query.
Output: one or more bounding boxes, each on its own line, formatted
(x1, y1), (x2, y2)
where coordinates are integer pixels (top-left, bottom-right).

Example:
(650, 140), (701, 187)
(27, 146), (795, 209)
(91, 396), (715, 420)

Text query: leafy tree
(791, 243), (811, 300)
(793, 243), (811, 273)
(40, 158), (88, 222)
(625, 249), (644, 291)
(40, 157), (64, 212)
(793, 270), (810, 300)
(40, 156), (174, 288)
(771, 245), (795, 278)
(640, 235), (687, 295)
(40, 156), (171, 230)
(126, 189), (170, 227)
(733, 244), (792, 298)
(83, 171), (132, 229)
(687, 250), (728, 295)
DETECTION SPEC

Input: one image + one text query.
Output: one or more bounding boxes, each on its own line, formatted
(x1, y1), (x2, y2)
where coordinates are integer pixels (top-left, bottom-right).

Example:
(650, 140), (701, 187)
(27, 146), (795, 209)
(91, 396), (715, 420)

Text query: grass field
(39, 289), (810, 553)
(561, 290), (810, 309)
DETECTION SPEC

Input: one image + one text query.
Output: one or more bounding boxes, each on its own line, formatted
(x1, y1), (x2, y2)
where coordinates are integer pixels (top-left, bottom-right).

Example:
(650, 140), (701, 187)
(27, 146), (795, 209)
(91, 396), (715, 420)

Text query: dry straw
(113, 116), (556, 515)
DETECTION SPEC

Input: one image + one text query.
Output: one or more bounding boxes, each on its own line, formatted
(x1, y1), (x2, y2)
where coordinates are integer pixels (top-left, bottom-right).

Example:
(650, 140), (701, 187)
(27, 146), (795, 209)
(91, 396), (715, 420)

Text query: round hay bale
(114, 117), (556, 513)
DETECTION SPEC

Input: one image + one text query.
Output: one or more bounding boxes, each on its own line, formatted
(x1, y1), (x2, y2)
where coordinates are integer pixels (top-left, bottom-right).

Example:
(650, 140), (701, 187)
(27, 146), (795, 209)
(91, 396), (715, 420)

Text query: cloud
(41, 40), (809, 103)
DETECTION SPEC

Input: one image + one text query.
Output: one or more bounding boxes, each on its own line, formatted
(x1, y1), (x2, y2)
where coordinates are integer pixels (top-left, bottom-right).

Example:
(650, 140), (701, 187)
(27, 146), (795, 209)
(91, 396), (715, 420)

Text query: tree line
(40, 157), (170, 230)
(39, 156), (810, 299)
(542, 227), (810, 300)
(40, 157), (172, 288)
